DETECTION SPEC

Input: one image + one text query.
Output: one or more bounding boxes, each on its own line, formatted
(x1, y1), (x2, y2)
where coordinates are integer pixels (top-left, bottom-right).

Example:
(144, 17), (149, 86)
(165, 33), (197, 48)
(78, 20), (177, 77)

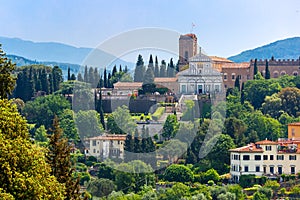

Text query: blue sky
(0, 0), (299, 58)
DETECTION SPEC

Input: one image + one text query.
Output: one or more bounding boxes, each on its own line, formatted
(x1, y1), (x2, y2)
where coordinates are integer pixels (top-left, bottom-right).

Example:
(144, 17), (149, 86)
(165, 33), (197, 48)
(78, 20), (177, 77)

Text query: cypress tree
(124, 65), (128, 73)
(112, 65), (117, 77)
(124, 134), (134, 162)
(154, 56), (159, 77)
(241, 82), (245, 104)
(265, 60), (270, 79)
(93, 67), (100, 87)
(107, 72), (112, 88)
(234, 75), (240, 90)
(253, 58), (258, 77)
(143, 66), (155, 85)
(119, 65), (122, 72)
(67, 67), (71, 81)
(88, 67), (94, 86)
(104, 68), (107, 88)
(160, 60), (166, 77)
(41, 68), (49, 94)
(52, 66), (63, 92)
(77, 72), (83, 82)
(83, 66), (88, 83)
(134, 54), (145, 82)
(148, 54), (154, 72)
(48, 73), (54, 94)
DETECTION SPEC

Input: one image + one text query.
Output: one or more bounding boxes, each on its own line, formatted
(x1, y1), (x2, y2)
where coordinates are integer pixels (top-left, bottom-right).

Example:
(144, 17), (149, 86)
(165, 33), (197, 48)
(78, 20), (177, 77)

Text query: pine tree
(160, 60), (166, 77)
(124, 134), (134, 162)
(0, 44), (16, 99)
(253, 59), (258, 77)
(134, 54), (145, 82)
(119, 65), (122, 72)
(124, 65), (128, 73)
(265, 60), (270, 79)
(154, 56), (159, 77)
(47, 115), (81, 200)
(70, 74), (76, 80)
(67, 67), (71, 81)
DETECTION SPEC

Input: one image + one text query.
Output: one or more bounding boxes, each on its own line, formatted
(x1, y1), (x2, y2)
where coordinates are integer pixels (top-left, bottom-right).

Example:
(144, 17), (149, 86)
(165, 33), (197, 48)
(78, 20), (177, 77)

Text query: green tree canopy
(163, 164), (194, 182)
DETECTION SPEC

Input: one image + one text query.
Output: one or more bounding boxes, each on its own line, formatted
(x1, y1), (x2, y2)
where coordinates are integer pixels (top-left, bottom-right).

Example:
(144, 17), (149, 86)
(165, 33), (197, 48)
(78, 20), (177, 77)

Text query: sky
(0, 0), (299, 59)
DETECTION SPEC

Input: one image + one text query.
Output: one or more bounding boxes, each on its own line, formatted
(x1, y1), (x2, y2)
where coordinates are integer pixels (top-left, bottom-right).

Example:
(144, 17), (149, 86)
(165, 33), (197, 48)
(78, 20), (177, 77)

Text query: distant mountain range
(0, 36), (135, 71)
(228, 37), (300, 62)
(1, 36), (300, 71)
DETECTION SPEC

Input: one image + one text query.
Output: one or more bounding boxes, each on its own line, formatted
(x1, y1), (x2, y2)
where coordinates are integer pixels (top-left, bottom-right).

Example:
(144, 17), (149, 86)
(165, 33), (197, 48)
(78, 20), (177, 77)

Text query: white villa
(85, 134), (127, 160)
(177, 52), (223, 94)
(230, 123), (300, 183)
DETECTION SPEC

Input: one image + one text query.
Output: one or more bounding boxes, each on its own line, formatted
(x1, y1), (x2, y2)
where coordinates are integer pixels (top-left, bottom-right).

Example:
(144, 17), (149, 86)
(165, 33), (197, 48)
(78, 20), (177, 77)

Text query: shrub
(164, 164), (194, 183)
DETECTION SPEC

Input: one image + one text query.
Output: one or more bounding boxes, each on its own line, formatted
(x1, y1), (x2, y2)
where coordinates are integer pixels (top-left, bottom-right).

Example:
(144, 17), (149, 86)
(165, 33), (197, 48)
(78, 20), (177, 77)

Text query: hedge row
(152, 107), (165, 121)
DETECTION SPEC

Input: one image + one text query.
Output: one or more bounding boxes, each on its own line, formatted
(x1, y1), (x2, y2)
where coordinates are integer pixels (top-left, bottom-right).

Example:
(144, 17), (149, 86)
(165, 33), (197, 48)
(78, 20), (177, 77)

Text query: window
(93, 149), (96, 153)
(273, 72), (279, 78)
(256, 166), (260, 172)
(184, 51), (188, 61)
(263, 155), (268, 160)
(263, 166), (267, 174)
(247, 74), (250, 80)
(244, 166), (249, 172)
(292, 128), (295, 137)
(293, 71), (298, 76)
(291, 166), (295, 174)
(92, 140), (96, 146)
(265, 146), (272, 151)
(255, 155), (261, 160)
(270, 166), (274, 174)
(278, 166), (282, 174)
(289, 155), (297, 160)
(280, 71), (286, 76)
(270, 155), (274, 160)
(224, 73), (227, 80)
(243, 155), (250, 160)
(277, 155), (284, 160)
(181, 85), (187, 93)
(232, 73), (235, 80)
(233, 154), (240, 160)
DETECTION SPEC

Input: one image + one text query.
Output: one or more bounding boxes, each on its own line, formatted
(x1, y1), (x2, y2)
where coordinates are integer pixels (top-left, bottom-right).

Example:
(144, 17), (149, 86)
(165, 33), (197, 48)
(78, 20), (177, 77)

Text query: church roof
(189, 52), (211, 62)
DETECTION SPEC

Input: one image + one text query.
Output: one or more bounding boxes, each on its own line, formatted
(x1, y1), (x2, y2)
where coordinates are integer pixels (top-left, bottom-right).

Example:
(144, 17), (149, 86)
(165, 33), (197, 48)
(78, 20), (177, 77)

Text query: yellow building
(288, 122), (300, 141)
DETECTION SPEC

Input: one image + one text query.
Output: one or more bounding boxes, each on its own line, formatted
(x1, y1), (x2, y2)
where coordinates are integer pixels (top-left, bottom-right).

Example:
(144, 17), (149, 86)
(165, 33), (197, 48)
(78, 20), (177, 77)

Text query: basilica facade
(177, 52), (223, 94)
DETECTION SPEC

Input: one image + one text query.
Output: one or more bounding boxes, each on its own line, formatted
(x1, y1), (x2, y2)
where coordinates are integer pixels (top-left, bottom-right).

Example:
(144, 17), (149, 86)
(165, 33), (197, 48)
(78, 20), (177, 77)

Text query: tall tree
(104, 68), (108, 88)
(84, 66), (88, 83)
(107, 72), (112, 88)
(0, 44), (16, 99)
(143, 66), (155, 85)
(160, 60), (167, 77)
(52, 66), (63, 92)
(134, 54), (145, 82)
(0, 99), (65, 199)
(67, 67), (71, 81)
(124, 65), (128, 73)
(47, 116), (81, 200)
(154, 56), (159, 77)
(88, 67), (94, 86)
(253, 58), (258, 77)
(77, 72), (83, 82)
(240, 82), (245, 104)
(148, 54), (154, 72)
(93, 67), (100, 87)
(234, 75), (240, 90)
(162, 114), (179, 140)
(41, 68), (50, 94)
(265, 60), (270, 79)
(95, 88), (105, 129)
(119, 65), (122, 72)
(112, 65), (117, 77)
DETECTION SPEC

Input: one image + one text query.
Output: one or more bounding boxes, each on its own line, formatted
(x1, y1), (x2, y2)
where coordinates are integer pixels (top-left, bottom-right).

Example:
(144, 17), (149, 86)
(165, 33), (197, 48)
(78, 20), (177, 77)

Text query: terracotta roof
(88, 134), (127, 141)
(288, 122), (300, 126)
(229, 143), (264, 153)
(255, 139), (278, 145)
(210, 56), (233, 63)
(113, 82), (142, 88)
(180, 33), (197, 39)
(221, 62), (250, 69)
(154, 77), (178, 83)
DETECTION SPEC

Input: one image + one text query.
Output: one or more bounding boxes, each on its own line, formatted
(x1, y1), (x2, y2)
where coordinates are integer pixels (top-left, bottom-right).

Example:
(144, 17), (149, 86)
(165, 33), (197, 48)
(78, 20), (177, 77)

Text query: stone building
(178, 33), (198, 71)
(177, 52), (223, 94)
(253, 58), (300, 78)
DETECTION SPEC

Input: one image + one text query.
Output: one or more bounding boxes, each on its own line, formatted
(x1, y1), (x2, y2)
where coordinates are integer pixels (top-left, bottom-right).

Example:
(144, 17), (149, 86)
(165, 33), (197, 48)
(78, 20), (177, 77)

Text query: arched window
(223, 73), (227, 80)
(273, 71), (279, 78)
(280, 71), (286, 76)
(231, 73), (235, 80)
(293, 71), (298, 76)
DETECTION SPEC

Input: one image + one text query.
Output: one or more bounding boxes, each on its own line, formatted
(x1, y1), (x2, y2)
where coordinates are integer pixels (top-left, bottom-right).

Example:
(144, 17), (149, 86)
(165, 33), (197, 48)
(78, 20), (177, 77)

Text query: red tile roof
(255, 139), (278, 145)
(113, 82), (142, 88)
(154, 77), (178, 83)
(288, 122), (300, 126)
(210, 56), (233, 63)
(221, 62), (250, 69)
(88, 134), (127, 141)
(230, 143), (264, 153)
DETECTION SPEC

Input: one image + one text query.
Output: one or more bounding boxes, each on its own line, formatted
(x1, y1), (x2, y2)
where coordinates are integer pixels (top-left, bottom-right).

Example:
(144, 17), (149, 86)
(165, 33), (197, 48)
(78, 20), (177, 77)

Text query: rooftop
(255, 139), (278, 145)
(113, 82), (142, 88)
(221, 62), (250, 69)
(210, 56), (233, 63)
(288, 122), (300, 126)
(154, 77), (178, 83)
(229, 143), (264, 153)
(87, 134), (127, 141)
